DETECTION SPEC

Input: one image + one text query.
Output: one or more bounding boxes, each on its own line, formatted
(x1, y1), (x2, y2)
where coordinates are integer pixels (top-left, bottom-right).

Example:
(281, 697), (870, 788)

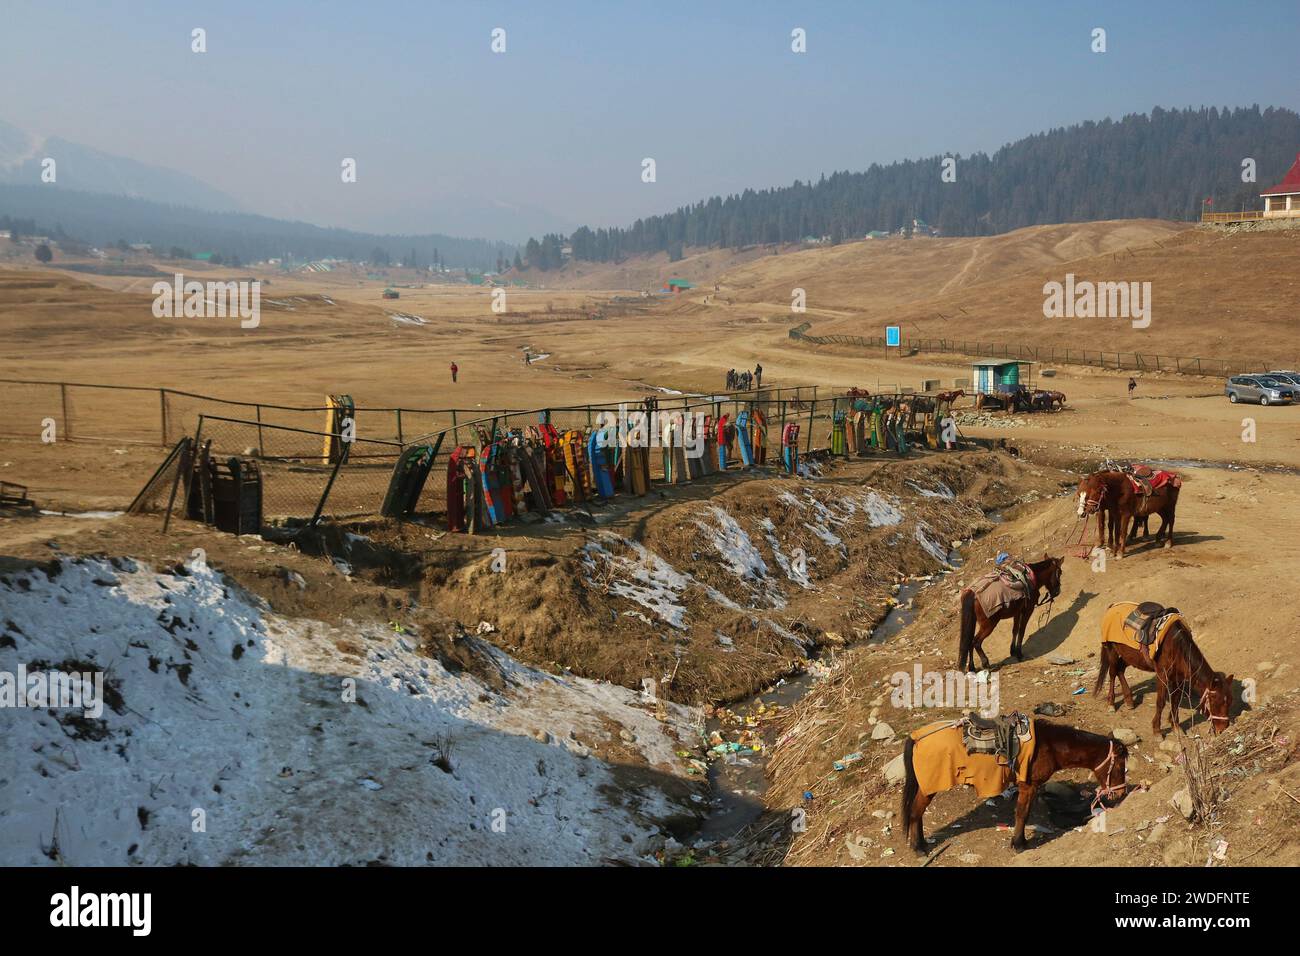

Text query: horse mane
(1033, 719), (1114, 748)
(1170, 620), (1216, 687)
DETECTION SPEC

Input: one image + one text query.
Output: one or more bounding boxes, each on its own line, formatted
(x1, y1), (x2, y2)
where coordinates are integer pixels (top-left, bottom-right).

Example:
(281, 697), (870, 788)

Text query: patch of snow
(0, 558), (699, 867)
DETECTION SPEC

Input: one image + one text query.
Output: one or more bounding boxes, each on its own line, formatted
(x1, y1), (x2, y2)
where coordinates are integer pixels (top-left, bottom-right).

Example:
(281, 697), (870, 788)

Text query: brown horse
(957, 556), (1063, 672)
(901, 721), (1127, 853)
(1095, 605), (1233, 737)
(1076, 471), (1179, 557)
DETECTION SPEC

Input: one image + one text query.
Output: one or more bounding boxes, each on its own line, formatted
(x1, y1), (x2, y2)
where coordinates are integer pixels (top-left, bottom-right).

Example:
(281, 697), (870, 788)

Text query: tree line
(520, 106), (1300, 268)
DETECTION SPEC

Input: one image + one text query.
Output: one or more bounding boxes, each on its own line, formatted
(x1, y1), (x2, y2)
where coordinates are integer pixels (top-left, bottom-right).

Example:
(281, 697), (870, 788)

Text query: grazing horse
(1076, 471), (1179, 557)
(1095, 604), (1233, 737)
(957, 556), (1064, 672)
(902, 720), (1127, 853)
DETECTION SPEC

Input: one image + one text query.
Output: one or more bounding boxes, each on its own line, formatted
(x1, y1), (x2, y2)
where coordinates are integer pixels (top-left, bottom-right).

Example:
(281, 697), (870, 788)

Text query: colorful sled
(587, 429), (616, 498)
(381, 441), (438, 518)
(560, 429), (589, 502)
(751, 409), (767, 465)
(716, 414), (731, 471)
(782, 423), (800, 475)
(735, 410), (754, 467)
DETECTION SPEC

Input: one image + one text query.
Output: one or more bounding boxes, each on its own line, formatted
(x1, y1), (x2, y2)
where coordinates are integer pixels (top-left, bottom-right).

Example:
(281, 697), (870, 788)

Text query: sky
(2, 0), (1297, 240)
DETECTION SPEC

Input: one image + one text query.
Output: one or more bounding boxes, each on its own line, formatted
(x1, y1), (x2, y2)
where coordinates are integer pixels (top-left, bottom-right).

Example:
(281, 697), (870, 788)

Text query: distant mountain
(531, 105), (1300, 266)
(0, 120), (242, 212)
(0, 184), (515, 271)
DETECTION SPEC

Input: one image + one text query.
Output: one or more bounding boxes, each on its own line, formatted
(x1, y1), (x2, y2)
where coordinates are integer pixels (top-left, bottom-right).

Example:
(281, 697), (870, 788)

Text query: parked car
(1265, 371), (1300, 388)
(1225, 375), (1295, 405)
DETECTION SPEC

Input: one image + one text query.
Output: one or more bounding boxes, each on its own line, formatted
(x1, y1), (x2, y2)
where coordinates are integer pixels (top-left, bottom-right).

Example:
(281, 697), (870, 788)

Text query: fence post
(396, 408), (404, 445)
(452, 410), (460, 446)
(61, 383), (72, 441)
(159, 389), (168, 446)
(255, 404), (266, 455)
(805, 399), (814, 455)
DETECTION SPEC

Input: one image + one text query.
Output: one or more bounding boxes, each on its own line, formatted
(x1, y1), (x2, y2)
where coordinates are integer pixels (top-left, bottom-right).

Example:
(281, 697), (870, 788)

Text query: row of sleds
(829, 390), (965, 455)
(383, 407), (806, 534)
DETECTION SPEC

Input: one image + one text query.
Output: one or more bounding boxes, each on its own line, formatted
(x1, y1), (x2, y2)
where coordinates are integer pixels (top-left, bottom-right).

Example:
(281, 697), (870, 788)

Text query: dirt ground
(2, 219), (1297, 867)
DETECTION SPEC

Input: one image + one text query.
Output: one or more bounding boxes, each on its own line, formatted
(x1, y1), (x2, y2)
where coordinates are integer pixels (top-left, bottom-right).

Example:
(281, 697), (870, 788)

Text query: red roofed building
(1261, 152), (1300, 218)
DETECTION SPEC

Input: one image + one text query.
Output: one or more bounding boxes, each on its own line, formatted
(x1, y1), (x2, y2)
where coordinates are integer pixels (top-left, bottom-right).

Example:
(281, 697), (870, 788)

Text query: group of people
(726, 364), (762, 391)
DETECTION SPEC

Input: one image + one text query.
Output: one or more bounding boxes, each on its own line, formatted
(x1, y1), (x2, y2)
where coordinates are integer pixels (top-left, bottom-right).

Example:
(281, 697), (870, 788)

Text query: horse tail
(901, 735), (918, 828)
(1094, 642), (1112, 697)
(958, 589), (975, 668)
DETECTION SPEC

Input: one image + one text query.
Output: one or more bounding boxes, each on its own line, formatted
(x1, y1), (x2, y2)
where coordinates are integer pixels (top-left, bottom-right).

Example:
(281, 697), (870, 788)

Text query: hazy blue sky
(2, 0), (1297, 239)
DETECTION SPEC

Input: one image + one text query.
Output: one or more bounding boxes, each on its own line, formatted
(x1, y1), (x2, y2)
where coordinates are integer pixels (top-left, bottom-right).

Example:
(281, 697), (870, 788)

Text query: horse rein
(1092, 741), (1126, 810)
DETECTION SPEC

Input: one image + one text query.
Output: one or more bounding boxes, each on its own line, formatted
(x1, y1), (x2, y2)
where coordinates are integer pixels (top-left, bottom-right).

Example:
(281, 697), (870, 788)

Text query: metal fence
(193, 389), (845, 523)
(788, 325), (1283, 378)
(0, 378), (819, 448)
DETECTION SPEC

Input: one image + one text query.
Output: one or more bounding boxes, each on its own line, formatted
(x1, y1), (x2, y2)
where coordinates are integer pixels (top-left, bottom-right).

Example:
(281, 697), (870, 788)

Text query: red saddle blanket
(1127, 467), (1181, 495)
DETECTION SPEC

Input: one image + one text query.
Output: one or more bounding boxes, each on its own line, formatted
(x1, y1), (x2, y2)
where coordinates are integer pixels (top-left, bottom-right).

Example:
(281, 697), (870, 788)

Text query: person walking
(1127, 376), (1136, 399)
(450, 361), (459, 383)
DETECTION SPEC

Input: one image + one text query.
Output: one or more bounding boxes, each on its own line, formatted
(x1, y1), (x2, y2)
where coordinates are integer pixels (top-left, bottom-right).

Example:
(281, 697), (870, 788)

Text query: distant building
(129, 242), (152, 252)
(1261, 152), (1300, 218)
(663, 278), (694, 294)
(971, 359), (1033, 396)
(1203, 151), (1300, 224)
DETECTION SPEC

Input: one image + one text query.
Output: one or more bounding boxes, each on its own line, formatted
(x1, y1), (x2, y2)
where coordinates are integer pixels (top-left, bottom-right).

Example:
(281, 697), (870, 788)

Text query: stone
(1158, 738), (1181, 753)
(1146, 822), (1167, 844)
(871, 721), (895, 740)
(958, 852), (981, 864)
(1113, 727), (1139, 746)
(1256, 661), (1276, 672)
(883, 754), (906, 784)
(1047, 654), (1075, 665)
(1170, 788), (1194, 820)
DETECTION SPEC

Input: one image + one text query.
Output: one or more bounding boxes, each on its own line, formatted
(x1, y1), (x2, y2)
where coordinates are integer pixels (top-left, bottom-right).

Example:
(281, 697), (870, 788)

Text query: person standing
(754, 363), (763, 389)
(450, 361), (459, 383)
(1127, 376), (1136, 399)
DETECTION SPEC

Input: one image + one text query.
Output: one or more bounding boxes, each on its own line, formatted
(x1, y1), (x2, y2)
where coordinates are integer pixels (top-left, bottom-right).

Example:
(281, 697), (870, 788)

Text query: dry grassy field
(3, 219), (1298, 868)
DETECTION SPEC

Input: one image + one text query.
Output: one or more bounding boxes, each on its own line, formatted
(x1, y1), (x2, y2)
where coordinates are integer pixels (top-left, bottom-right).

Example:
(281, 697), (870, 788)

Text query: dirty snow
(0, 558), (700, 866)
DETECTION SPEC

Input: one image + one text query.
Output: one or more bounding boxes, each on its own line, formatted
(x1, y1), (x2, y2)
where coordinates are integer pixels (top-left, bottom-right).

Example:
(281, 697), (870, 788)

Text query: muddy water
(696, 548), (966, 845)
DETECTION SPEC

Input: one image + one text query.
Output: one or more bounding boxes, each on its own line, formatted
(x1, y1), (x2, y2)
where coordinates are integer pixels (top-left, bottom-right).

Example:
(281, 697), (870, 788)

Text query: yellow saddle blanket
(910, 718), (1037, 798)
(1101, 601), (1181, 658)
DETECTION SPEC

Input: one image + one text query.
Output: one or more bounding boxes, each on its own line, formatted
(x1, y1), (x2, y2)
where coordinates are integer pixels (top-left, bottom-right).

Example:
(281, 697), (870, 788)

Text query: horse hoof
(1010, 839), (1028, 853)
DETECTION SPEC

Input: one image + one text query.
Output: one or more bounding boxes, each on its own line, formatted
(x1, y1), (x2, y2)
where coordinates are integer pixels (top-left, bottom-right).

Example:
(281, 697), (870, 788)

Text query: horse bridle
(1082, 482), (1106, 515)
(1092, 741), (1126, 809)
(1197, 687), (1232, 726)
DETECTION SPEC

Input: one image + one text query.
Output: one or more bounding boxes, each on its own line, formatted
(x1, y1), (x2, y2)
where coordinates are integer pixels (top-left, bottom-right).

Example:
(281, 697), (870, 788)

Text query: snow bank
(0, 558), (699, 866)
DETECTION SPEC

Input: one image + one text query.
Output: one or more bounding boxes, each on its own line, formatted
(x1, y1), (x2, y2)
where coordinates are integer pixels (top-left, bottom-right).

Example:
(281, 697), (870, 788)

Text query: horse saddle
(961, 711), (1031, 765)
(1123, 601), (1178, 648)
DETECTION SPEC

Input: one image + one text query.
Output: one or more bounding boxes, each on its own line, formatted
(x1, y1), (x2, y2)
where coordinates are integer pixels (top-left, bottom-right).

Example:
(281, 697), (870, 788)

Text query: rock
(1113, 728), (1139, 746)
(1274, 662), (1292, 680)
(958, 852), (982, 864)
(1158, 738), (1181, 753)
(619, 729), (636, 743)
(1044, 781), (1078, 798)
(871, 721), (895, 740)
(531, 729), (552, 745)
(276, 567), (307, 590)
(1047, 654), (1075, 665)
(1170, 788), (1194, 820)
(1256, 661), (1276, 672)
(1146, 822), (1167, 844)
(883, 754), (906, 784)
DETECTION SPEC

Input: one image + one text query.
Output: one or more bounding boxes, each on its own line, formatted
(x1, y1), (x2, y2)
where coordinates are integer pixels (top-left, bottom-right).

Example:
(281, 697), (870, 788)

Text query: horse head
(1077, 473), (1106, 517)
(1201, 672), (1235, 735)
(1038, 554), (1065, 599)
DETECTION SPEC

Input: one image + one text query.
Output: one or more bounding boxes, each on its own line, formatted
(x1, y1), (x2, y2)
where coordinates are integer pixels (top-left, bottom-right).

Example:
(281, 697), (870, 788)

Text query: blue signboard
(885, 326), (901, 347)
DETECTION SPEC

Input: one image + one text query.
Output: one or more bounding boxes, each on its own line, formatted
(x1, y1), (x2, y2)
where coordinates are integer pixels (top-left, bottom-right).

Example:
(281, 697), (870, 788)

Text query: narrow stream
(696, 545), (968, 844)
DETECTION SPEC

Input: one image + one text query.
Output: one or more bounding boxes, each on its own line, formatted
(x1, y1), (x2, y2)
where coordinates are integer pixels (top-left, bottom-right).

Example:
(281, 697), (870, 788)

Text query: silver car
(1226, 375), (1294, 406)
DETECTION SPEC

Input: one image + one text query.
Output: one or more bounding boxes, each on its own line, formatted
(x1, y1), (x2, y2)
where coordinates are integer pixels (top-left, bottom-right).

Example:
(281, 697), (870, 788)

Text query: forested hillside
(526, 106), (1300, 267)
